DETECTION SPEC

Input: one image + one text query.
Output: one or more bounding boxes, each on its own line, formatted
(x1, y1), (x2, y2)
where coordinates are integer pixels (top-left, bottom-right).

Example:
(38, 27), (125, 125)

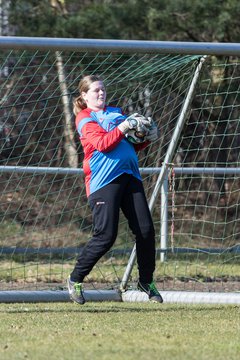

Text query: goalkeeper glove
(118, 113), (151, 134)
(145, 119), (160, 142)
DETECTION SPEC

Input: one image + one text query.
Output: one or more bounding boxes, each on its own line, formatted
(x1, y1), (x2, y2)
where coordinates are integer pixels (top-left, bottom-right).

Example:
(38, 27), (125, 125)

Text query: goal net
(0, 39), (239, 303)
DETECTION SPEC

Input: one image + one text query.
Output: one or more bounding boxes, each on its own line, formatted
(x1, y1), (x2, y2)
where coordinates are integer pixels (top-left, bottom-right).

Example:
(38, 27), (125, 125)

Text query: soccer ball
(125, 129), (147, 144)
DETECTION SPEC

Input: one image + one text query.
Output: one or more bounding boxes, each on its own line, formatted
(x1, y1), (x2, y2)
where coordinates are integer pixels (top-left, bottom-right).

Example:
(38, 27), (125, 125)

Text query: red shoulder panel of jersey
(75, 108), (92, 129)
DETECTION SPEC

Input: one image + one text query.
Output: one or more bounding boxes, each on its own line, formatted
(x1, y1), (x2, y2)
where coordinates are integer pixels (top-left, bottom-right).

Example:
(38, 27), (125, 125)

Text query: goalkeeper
(67, 74), (163, 304)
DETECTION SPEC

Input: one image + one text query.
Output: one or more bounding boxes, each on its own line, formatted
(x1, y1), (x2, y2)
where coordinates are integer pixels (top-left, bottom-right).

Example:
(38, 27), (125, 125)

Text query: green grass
(1, 257), (239, 286)
(0, 302), (239, 360)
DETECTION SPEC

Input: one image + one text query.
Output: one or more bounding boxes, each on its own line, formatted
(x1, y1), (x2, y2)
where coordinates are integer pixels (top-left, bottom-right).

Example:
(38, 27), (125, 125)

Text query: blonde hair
(73, 74), (103, 115)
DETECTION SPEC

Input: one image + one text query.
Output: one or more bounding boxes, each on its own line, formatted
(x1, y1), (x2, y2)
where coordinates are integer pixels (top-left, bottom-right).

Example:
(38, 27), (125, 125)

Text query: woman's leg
(70, 174), (128, 282)
(121, 175), (156, 284)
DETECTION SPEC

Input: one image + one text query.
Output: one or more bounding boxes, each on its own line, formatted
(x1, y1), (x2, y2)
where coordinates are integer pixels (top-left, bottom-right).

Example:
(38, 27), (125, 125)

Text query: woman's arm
(81, 121), (125, 152)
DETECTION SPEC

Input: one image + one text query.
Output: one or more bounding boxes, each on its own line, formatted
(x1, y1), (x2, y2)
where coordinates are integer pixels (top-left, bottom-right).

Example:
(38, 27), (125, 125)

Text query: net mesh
(0, 47), (239, 294)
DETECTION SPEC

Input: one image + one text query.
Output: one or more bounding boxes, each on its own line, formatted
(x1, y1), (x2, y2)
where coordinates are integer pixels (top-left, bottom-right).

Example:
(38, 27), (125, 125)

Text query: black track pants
(71, 173), (156, 283)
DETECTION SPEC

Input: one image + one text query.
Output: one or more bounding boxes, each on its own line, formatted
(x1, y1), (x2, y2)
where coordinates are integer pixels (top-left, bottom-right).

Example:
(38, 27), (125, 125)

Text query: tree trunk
(55, 50), (78, 168)
(0, 0), (11, 36)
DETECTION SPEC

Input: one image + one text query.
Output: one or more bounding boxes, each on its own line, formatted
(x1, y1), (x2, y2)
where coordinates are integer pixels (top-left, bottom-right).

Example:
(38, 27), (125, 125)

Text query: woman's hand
(145, 120), (160, 142)
(118, 113), (151, 134)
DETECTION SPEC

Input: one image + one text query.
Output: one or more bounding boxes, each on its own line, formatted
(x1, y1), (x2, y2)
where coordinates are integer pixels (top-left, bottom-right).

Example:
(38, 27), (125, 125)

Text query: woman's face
(82, 80), (106, 111)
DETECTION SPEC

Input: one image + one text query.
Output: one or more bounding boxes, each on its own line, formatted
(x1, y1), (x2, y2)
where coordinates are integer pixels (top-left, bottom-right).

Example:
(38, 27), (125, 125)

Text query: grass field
(1, 255), (239, 291)
(0, 302), (239, 360)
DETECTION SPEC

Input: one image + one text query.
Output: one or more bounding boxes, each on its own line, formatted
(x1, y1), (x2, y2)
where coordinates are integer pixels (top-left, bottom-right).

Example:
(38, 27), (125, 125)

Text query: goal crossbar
(1, 36), (240, 56)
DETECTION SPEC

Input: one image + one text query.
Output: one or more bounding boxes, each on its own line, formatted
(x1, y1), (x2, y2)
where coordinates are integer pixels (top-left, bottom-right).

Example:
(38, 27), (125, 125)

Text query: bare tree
(0, 0), (11, 36)
(55, 51), (78, 168)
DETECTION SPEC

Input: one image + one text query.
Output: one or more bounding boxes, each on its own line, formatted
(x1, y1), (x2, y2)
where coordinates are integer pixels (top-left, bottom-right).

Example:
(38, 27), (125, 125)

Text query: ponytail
(73, 95), (86, 115)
